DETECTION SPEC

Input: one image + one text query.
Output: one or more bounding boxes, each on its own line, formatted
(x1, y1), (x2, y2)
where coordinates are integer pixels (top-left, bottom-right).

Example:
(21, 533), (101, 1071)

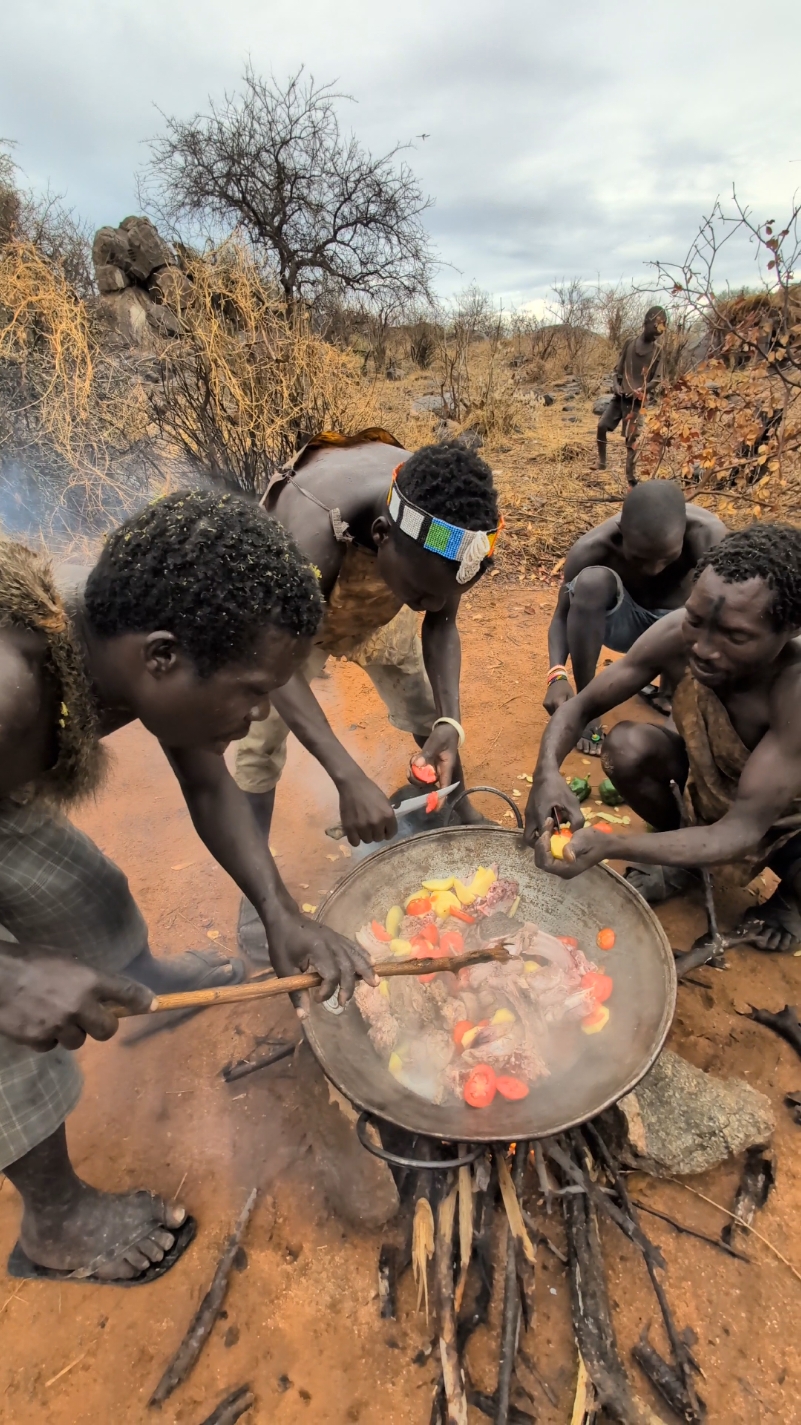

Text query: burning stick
(149, 1188), (259, 1409)
(113, 947), (513, 1018)
(721, 1147), (775, 1248)
(496, 1142), (532, 1425)
(221, 1041), (296, 1083)
(435, 1183), (468, 1425)
(632, 1331), (706, 1423)
(197, 1385), (255, 1425)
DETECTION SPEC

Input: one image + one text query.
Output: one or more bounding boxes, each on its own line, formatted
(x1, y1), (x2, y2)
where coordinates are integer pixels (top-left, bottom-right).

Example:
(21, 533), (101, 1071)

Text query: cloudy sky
(2, 0), (800, 305)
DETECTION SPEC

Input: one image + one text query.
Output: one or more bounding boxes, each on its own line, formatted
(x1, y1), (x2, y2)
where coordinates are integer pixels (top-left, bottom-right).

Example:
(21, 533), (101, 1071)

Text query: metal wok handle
(446, 785), (524, 830)
(356, 1113), (485, 1171)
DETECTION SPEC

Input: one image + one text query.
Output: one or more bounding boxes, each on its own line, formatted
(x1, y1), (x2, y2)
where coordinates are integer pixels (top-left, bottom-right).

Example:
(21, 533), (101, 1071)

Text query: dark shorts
(567, 567), (673, 654)
(598, 394), (641, 448)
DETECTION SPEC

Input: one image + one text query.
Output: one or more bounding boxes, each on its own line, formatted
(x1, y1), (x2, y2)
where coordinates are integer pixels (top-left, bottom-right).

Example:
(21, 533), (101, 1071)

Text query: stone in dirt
(603, 1048), (775, 1177)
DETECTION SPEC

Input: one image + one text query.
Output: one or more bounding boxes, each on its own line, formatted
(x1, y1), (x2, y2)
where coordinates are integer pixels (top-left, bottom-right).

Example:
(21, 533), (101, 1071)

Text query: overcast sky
(2, 0), (800, 306)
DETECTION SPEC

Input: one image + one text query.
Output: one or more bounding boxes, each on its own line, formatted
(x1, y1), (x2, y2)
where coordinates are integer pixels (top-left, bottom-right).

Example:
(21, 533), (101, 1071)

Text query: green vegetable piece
(599, 777), (625, 806)
(568, 776), (591, 802)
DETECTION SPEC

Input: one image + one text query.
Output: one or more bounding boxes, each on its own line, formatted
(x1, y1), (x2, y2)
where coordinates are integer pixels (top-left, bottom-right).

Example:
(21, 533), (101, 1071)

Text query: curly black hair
(695, 522), (801, 631)
(396, 442), (499, 530)
(85, 491), (323, 675)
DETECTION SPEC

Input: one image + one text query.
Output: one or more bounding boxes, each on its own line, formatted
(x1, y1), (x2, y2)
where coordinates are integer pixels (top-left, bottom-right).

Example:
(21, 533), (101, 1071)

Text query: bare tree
(141, 68), (435, 311)
(0, 141), (94, 297)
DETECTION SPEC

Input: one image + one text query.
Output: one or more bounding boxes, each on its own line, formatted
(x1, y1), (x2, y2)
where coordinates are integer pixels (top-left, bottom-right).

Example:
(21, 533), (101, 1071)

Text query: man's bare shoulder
(685, 504), (727, 550)
(0, 627), (48, 737)
(772, 644), (801, 720)
(563, 515), (621, 577)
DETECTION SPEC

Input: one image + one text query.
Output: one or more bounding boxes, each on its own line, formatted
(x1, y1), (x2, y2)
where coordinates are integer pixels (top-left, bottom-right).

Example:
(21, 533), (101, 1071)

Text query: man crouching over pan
(525, 523), (801, 952)
(0, 492), (374, 1285)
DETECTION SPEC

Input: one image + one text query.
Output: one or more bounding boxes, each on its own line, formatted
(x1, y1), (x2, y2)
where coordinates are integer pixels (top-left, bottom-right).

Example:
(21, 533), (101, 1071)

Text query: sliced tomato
(496, 1075), (529, 1101)
(596, 927), (616, 952)
(449, 907), (475, 924)
(439, 929), (464, 956)
(425, 791), (440, 814)
(371, 920), (392, 942)
(406, 897), (432, 918)
(594, 821), (614, 834)
(463, 1064), (497, 1108)
(410, 760), (437, 784)
(581, 971), (613, 1003)
(453, 1019), (473, 1047)
(558, 935), (578, 950)
(420, 922), (439, 947)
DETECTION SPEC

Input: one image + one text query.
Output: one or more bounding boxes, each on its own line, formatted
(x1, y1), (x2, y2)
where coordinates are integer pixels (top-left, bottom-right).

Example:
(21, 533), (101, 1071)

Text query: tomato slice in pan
(371, 920), (391, 942)
(597, 927), (616, 951)
(406, 898), (432, 917)
(463, 1064), (497, 1108)
(581, 971), (613, 1003)
(449, 907), (475, 924)
(453, 1019), (473, 1047)
(495, 1076), (529, 1101)
(420, 923), (439, 946)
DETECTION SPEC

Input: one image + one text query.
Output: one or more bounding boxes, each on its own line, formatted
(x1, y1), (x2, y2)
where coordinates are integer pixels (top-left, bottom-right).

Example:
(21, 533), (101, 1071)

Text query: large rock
(606, 1049), (775, 1177)
(92, 224), (131, 272)
(118, 215), (174, 282)
(95, 263), (129, 294)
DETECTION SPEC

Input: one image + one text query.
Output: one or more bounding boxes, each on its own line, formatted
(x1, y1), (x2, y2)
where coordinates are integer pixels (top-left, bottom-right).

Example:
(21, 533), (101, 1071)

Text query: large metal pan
(306, 827), (676, 1142)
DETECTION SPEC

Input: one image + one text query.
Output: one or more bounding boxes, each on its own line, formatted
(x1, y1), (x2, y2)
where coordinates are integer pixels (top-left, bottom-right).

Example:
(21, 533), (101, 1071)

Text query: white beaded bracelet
(432, 716), (465, 747)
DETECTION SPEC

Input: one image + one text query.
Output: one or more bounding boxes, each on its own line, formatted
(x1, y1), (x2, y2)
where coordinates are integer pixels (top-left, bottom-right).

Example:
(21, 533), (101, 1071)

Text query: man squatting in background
(544, 480), (725, 752)
(0, 493), (374, 1284)
(597, 306), (667, 488)
(527, 524), (801, 949)
(233, 434), (502, 957)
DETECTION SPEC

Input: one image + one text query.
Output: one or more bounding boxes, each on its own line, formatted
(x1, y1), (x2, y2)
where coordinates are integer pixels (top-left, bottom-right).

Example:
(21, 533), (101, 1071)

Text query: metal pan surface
(306, 827), (676, 1142)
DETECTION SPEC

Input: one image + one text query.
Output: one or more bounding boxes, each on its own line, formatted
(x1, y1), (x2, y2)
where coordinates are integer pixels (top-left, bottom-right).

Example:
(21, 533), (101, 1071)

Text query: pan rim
(308, 826), (677, 1142)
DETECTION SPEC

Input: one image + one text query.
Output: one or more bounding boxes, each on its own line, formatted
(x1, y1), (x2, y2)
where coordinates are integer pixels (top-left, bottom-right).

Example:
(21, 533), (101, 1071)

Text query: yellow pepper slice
(453, 878), (476, 906)
(388, 1052), (403, 1075)
(581, 1005), (610, 1035)
(390, 938), (413, 958)
(423, 876), (455, 892)
(491, 1008), (515, 1025)
(469, 866), (497, 898)
(379, 980), (390, 998)
(385, 905), (404, 939)
(431, 891), (461, 917)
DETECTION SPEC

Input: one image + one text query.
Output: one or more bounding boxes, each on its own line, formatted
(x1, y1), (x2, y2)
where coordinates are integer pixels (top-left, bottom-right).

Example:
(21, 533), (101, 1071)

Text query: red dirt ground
(2, 584), (801, 1424)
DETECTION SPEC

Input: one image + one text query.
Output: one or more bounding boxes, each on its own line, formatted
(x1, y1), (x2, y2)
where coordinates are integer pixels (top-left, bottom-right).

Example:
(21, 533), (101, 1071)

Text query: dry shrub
(638, 359), (801, 523)
(0, 240), (153, 543)
(150, 240), (381, 494)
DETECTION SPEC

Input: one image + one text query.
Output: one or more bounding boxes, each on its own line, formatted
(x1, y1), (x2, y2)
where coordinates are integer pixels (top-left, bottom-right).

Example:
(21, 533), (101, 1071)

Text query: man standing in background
(597, 306), (667, 486)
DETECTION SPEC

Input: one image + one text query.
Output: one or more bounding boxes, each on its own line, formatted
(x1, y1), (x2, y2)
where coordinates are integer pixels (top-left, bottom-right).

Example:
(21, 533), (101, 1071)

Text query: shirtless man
(0, 492), (372, 1284)
(234, 434), (501, 952)
(597, 306), (667, 486)
(544, 481), (725, 753)
(526, 524), (801, 951)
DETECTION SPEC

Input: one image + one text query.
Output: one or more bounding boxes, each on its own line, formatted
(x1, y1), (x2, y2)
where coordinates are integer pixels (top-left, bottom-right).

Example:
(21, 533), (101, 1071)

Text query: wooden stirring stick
(111, 945), (511, 1017)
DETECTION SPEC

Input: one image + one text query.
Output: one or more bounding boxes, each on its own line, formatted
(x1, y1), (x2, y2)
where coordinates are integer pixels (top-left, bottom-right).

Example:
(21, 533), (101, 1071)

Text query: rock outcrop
(92, 216), (192, 346)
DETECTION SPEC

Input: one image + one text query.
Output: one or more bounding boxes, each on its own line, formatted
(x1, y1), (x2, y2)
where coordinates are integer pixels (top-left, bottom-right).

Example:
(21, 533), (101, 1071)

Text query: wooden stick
(435, 1183), (468, 1425)
(113, 946), (511, 1018)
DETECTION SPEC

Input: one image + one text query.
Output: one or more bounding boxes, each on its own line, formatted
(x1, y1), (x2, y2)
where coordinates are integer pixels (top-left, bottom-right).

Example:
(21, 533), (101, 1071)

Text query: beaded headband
(386, 465), (503, 585)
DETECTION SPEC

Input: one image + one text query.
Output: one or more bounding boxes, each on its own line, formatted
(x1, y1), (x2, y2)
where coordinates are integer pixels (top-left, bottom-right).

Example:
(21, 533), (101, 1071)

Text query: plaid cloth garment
(0, 796), (148, 1169)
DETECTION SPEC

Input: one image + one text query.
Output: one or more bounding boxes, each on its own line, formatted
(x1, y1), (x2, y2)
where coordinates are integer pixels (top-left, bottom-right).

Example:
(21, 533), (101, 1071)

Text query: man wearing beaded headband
(234, 433), (500, 956)
(543, 481), (725, 754)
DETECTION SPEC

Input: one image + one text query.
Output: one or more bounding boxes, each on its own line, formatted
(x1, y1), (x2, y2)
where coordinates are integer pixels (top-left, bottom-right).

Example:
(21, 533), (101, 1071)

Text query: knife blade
(325, 782), (460, 841)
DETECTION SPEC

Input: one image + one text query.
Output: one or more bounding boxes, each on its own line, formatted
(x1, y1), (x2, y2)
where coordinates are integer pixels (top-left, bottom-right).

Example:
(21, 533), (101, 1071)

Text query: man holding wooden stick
(0, 492), (374, 1285)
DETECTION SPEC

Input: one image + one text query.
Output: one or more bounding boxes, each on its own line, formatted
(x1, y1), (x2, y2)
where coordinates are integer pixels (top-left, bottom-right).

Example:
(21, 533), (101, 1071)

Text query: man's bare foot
(577, 723), (604, 756)
(737, 890), (801, 954)
(19, 1182), (187, 1280)
(127, 946), (246, 994)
